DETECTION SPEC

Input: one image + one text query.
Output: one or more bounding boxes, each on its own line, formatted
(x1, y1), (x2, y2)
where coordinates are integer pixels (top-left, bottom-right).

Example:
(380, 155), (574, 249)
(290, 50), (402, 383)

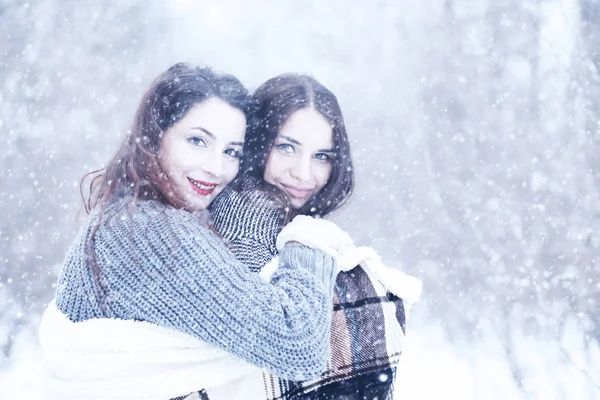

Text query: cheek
(223, 161), (240, 184)
(264, 152), (283, 183)
(315, 164), (333, 188)
(162, 141), (193, 172)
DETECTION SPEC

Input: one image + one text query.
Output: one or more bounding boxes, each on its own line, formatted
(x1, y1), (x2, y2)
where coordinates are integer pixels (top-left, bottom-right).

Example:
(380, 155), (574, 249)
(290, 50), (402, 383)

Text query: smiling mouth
(188, 177), (217, 196)
(280, 183), (313, 199)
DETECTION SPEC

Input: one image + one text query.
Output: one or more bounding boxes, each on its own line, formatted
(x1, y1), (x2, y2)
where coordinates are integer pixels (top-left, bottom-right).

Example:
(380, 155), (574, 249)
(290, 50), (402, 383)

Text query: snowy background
(2, 0), (600, 398)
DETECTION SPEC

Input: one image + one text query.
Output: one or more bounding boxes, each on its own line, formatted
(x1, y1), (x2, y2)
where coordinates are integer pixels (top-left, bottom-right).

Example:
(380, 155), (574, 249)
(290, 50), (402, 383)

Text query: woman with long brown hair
(40, 63), (352, 400)
(209, 74), (419, 400)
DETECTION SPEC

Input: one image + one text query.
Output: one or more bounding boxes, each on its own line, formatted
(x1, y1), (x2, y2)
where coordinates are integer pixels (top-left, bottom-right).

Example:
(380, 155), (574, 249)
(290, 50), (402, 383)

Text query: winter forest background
(1, 0), (600, 398)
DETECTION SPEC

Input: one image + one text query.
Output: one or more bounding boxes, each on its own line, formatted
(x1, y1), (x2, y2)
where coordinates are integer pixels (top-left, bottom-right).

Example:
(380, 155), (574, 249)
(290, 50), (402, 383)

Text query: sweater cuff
(279, 244), (337, 294)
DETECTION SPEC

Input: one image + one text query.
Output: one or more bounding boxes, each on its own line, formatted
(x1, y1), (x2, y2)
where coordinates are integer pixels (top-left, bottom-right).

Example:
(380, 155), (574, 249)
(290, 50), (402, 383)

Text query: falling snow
(1, 0), (600, 399)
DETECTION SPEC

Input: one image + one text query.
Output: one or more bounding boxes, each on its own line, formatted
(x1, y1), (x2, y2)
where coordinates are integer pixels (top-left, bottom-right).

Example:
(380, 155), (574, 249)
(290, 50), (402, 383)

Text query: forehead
(175, 97), (246, 141)
(280, 107), (333, 148)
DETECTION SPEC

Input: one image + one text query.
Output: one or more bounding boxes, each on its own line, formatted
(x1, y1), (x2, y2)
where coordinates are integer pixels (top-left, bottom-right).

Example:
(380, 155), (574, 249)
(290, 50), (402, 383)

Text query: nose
(289, 156), (312, 183)
(202, 149), (223, 179)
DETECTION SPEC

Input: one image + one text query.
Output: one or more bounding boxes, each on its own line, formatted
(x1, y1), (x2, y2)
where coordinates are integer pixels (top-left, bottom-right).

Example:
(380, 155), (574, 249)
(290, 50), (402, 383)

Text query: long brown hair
(82, 63), (251, 213)
(242, 74), (355, 218)
(80, 63), (251, 297)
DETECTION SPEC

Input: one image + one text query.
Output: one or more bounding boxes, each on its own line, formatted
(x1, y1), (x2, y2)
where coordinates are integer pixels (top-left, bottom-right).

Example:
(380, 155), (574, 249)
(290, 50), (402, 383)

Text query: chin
(184, 197), (210, 212)
(291, 200), (307, 209)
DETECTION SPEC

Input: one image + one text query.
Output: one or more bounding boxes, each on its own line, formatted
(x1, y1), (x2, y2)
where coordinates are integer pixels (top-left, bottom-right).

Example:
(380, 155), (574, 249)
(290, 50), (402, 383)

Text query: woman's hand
(276, 215), (353, 263)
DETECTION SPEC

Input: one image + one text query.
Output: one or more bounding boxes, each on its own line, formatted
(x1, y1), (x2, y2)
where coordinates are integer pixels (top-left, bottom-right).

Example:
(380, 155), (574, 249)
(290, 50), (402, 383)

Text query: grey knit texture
(55, 197), (336, 380)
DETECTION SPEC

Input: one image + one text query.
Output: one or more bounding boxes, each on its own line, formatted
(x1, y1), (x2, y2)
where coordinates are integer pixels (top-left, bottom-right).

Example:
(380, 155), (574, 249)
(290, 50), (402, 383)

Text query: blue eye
(187, 136), (207, 147)
(314, 153), (331, 161)
(224, 148), (243, 159)
(276, 143), (295, 154)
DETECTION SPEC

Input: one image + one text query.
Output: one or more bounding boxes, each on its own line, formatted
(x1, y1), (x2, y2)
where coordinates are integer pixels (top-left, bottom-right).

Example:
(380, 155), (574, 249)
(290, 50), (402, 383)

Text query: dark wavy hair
(241, 74), (354, 218)
(80, 63), (251, 300)
(82, 63), (251, 214)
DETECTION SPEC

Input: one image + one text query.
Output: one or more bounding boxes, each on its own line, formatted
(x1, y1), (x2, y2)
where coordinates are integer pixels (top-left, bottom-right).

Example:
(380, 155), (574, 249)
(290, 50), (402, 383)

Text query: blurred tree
(0, 0), (170, 363)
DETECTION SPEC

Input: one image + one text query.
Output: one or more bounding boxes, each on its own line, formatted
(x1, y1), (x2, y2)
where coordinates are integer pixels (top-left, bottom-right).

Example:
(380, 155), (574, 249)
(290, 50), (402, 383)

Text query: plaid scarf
(254, 263), (407, 400)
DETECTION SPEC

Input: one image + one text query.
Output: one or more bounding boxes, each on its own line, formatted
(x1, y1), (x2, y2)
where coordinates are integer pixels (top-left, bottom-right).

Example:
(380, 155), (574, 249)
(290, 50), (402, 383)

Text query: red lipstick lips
(188, 177), (217, 196)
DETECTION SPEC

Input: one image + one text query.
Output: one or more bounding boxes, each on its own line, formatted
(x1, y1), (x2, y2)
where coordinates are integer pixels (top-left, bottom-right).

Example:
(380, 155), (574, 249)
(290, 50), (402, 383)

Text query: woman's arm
(94, 202), (336, 381)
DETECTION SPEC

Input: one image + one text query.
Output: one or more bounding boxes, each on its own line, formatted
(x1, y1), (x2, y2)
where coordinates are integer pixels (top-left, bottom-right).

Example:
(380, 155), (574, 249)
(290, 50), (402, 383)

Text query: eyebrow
(279, 135), (301, 145)
(279, 135), (335, 153)
(191, 126), (215, 138)
(191, 126), (243, 146)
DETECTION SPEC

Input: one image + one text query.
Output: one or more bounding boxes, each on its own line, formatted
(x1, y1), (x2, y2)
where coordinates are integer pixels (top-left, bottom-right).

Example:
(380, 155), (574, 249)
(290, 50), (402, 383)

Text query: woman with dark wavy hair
(39, 64), (354, 400)
(243, 74), (355, 218)
(209, 74), (418, 400)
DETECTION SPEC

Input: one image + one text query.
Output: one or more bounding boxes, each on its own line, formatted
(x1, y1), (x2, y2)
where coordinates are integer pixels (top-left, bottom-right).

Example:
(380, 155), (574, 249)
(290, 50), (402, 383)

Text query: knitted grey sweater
(55, 196), (337, 380)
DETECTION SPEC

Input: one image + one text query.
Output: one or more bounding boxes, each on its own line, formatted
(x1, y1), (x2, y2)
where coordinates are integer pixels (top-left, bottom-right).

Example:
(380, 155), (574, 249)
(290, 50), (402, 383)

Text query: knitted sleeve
(92, 202), (335, 381)
(209, 185), (284, 272)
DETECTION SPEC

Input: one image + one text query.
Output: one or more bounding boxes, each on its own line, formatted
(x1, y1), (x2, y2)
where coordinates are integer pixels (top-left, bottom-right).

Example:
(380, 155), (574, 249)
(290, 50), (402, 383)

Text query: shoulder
(212, 178), (289, 221)
(94, 198), (212, 241)
(209, 179), (288, 240)
(211, 179), (284, 216)
(88, 198), (234, 275)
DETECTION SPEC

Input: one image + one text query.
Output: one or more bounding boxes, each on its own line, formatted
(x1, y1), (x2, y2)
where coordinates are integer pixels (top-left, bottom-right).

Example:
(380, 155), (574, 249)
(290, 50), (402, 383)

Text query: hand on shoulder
(276, 215), (353, 261)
